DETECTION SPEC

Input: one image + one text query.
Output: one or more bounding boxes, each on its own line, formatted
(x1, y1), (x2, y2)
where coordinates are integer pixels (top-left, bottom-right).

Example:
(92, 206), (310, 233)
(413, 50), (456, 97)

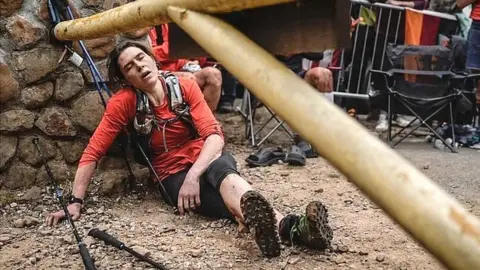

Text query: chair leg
(263, 107), (295, 140)
(387, 95), (393, 146)
(448, 103), (458, 153)
(391, 115), (420, 142)
(246, 90), (256, 147)
(395, 98), (457, 153)
(256, 121), (286, 147)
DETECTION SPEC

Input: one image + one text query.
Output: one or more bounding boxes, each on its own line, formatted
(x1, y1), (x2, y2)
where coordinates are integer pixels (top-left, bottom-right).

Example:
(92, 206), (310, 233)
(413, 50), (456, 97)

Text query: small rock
(29, 256), (37, 265)
(338, 245), (349, 253)
(0, 236), (10, 242)
(86, 208), (95, 214)
(344, 199), (353, 204)
(24, 216), (40, 227)
(376, 254), (385, 262)
(328, 172), (340, 179)
(359, 251), (369, 256)
(314, 188), (324, 193)
(10, 202), (18, 208)
(186, 232), (194, 236)
(334, 255), (346, 264)
(422, 164), (430, 170)
(280, 172), (289, 177)
(288, 256), (300, 264)
(13, 219), (25, 228)
(290, 249), (300, 255)
(190, 250), (202, 258)
(39, 230), (52, 236)
(61, 235), (73, 245)
(20, 186), (43, 202)
(131, 246), (150, 257)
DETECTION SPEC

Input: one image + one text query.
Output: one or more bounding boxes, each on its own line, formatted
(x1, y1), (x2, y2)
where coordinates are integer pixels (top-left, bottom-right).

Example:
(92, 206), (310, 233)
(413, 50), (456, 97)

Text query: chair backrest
(386, 44), (452, 73)
(373, 44), (455, 99)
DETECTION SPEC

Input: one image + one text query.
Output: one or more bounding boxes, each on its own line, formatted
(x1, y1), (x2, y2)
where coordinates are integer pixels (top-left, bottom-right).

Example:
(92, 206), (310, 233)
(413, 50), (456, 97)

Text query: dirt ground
(0, 109), (478, 270)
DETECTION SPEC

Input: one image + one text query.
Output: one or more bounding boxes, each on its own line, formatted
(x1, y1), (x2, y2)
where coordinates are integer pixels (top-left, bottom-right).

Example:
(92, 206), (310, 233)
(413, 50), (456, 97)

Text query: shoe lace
(289, 215), (308, 246)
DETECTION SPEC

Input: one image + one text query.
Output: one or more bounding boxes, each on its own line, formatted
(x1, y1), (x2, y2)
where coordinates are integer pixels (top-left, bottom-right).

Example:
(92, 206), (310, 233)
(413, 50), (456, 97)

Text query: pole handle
(88, 229), (124, 249)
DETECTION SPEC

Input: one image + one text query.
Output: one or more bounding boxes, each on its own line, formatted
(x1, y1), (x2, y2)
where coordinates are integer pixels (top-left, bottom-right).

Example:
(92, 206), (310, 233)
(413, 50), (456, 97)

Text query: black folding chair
(236, 89), (295, 147)
(369, 44), (478, 153)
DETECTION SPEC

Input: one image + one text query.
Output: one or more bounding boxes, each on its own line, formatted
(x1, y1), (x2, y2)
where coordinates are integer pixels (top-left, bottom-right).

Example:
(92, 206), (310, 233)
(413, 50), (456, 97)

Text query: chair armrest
(369, 69), (391, 77)
(387, 69), (454, 78)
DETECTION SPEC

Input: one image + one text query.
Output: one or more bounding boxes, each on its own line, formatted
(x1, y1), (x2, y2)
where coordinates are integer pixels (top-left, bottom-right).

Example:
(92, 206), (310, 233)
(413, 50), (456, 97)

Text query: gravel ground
(0, 111), (478, 270)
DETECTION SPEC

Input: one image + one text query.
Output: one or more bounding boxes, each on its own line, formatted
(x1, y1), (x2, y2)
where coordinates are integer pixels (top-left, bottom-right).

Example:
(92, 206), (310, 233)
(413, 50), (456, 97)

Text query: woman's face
(117, 46), (158, 90)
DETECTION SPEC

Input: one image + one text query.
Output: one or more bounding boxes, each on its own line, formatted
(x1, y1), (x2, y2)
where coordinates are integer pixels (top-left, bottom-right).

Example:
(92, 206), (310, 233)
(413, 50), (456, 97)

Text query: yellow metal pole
(53, 0), (295, 40)
(166, 6), (480, 270)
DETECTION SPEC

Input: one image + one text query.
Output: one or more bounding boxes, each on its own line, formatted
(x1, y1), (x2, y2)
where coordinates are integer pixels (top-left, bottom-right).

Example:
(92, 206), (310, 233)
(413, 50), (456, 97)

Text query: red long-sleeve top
(79, 77), (223, 181)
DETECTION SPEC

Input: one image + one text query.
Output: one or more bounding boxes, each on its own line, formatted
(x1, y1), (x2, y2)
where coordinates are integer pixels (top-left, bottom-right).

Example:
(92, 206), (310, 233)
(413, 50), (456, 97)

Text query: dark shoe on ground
(217, 102), (235, 114)
(240, 190), (281, 258)
(296, 140), (319, 159)
(285, 145), (306, 166)
(245, 147), (285, 167)
(279, 201), (333, 250)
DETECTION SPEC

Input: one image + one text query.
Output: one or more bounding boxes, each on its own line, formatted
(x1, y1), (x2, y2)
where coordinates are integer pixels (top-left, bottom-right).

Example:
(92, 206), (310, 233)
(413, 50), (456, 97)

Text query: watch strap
(69, 196), (84, 205)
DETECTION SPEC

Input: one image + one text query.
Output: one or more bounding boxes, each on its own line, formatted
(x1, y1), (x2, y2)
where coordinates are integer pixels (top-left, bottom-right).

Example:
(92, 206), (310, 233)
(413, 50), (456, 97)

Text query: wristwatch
(68, 195), (84, 205)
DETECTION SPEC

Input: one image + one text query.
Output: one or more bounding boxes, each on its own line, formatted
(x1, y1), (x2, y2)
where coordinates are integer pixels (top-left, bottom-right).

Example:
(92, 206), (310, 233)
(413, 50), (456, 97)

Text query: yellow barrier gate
(53, 1), (480, 269)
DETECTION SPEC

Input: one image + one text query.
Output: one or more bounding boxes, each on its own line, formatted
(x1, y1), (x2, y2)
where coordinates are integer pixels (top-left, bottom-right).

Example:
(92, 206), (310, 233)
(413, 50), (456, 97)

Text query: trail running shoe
(279, 201), (333, 250)
(240, 190), (281, 258)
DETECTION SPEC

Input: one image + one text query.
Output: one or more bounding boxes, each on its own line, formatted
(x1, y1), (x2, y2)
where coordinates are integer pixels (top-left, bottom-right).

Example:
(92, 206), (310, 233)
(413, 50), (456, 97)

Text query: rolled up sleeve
(79, 91), (135, 167)
(181, 77), (224, 141)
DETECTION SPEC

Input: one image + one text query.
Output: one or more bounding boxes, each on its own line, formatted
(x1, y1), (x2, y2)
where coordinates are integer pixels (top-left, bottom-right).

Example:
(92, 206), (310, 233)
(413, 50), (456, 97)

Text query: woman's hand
(45, 203), (81, 226)
(177, 173), (201, 215)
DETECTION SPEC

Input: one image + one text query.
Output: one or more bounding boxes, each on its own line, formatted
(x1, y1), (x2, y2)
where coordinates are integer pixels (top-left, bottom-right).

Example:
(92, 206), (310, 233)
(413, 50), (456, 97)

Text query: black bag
(428, 0), (459, 13)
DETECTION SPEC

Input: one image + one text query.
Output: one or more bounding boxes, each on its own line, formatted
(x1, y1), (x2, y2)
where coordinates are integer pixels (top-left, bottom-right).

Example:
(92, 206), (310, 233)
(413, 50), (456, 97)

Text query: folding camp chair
(236, 89), (295, 147)
(369, 44), (478, 153)
(236, 60), (342, 147)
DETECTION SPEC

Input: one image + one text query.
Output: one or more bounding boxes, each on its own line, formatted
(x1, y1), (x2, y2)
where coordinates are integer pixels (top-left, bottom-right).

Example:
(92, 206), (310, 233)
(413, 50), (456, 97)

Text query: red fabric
(330, 50), (342, 68)
(472, 1), (480, 20)
(405, 9), (440, 45)
(149, 25), (169, 62)
(79, 77), (224, 181)
(149, 25), (208, 71)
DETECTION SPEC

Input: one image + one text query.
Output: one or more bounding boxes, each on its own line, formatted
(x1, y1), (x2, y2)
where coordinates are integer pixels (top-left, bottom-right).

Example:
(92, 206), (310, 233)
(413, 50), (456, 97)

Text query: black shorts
(159, 152), (238, 220)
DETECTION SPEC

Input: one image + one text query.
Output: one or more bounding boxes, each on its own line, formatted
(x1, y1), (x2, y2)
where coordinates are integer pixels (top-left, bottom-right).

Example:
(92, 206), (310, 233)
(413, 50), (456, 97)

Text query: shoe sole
(305, 201), (333, 250)
(240, 190), (281, 258)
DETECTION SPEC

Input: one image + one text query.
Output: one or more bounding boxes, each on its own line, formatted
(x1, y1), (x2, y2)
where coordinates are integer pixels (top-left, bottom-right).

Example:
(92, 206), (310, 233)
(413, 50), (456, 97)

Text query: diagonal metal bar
(166, 6), (480, 270)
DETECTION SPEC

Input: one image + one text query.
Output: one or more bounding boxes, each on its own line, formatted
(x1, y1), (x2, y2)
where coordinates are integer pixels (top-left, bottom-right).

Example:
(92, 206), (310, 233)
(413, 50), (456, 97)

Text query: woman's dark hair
(107, 40), (157, 92)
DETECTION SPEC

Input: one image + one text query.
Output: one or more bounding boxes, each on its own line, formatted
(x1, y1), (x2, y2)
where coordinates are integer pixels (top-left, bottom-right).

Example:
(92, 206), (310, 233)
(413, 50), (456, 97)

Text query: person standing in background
(457, 0), (480, 106)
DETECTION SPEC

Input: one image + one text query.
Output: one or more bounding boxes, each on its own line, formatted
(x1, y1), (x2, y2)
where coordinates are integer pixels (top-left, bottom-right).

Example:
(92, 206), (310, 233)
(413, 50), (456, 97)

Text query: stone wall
(0, 0), (145, 194)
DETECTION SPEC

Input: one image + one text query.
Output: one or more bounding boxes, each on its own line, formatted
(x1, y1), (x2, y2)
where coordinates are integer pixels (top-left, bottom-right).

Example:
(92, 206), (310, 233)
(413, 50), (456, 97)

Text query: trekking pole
(133, 141), (174, 206)
(33, 137), (96, 270)
(88, 228), (168, 270)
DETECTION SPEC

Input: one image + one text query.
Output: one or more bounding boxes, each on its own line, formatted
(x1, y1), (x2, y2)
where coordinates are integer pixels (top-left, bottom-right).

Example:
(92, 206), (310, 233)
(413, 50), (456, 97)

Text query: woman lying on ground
(45, 40), (333, 257)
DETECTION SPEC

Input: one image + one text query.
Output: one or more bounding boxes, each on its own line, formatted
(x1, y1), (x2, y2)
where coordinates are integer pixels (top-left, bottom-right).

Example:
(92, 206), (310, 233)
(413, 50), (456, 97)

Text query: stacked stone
(0, 0), (132, 193)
